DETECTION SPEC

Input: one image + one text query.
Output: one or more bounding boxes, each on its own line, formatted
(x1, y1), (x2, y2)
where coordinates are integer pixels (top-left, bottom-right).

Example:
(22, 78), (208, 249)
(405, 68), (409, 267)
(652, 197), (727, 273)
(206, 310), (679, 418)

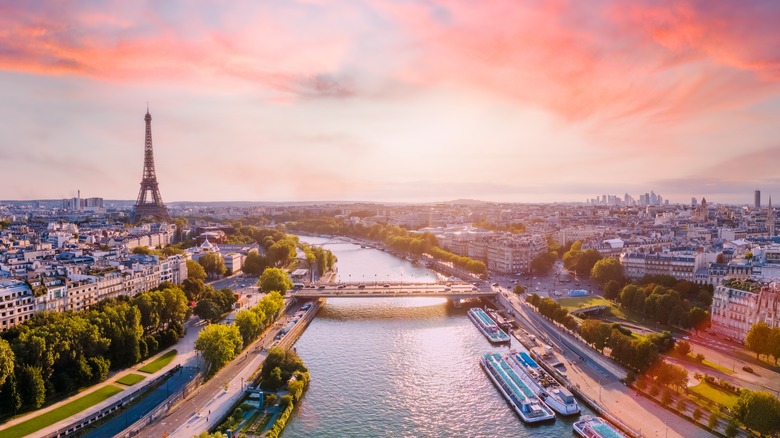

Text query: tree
(693, 407), (703, 422)
(187, 259), (207, 282)
(603, 280), (621, 300)
(243, 250), (268, 276)
(575, 248), (602, 277)
(724, 421), (738, 438)
(194, 299), (223, 323)
(258, 267), (293, 295)
(195, 324), (243, 374)
(132, 246), (154, 255)
(235, 310), (261, 345)
(591, 257), (623, 285)
(746, 322), (771, 359)
(0, 339), (15, 387)
(709, 412), (720, 430)
(513, 284), (526, 295)
(733, 390), (780, 436)
(18, 365), (46, 409)
(676, 340), (692, 357)
(0, 371), (21, 414)
(265, 366), (284, 391)
(768, 327), (780, 365)
(531, 252), (557, 275)
(198, 253), (226, 279)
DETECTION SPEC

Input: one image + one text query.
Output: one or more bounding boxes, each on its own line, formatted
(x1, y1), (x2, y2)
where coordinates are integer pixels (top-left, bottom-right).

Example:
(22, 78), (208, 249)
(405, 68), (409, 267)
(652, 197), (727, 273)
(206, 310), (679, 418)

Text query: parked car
(357, 284), (366, 289)
(742, 366), (754, 373)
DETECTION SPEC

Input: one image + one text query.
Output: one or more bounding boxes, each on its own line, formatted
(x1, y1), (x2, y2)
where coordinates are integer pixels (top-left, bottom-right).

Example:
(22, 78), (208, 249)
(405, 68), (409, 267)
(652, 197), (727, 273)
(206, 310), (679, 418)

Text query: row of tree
(194, 292), (285, 374)
(0, 285), (189, 414)
(616, 283), (710, 329)
(525, 293), (579, 331)
(194, 288), (238, 322)
(745, 322), (780, 363)
(562, 241), (603, 277)
(578, 319), (662, 373)
(286, 219), (487, 276)
(299, 244), (337, 276)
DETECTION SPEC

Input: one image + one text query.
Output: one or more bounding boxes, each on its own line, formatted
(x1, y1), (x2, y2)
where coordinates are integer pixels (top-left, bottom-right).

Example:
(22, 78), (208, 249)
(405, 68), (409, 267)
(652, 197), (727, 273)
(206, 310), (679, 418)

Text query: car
(337, 284), (347, 289)
(357, 284), (366, 289)
(742, 366), (754, 373)
(317, 285), (326, 290)
(383, 284), (390, 287)
(492, 283), (499, 287)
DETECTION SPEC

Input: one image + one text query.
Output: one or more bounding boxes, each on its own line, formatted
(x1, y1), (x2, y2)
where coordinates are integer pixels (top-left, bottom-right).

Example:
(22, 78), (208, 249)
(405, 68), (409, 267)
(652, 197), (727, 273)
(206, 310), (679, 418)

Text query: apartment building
(711, 282), (780, 342)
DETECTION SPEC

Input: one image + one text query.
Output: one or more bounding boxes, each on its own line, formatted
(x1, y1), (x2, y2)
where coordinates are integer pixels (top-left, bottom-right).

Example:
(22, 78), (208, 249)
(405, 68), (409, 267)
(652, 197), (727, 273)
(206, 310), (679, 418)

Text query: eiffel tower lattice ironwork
(132, 108), (171, 223)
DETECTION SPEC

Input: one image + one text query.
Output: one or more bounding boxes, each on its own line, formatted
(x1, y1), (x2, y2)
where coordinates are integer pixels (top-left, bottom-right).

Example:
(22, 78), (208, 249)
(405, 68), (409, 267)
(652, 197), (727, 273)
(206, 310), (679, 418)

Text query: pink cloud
(376, 0), (780, 126)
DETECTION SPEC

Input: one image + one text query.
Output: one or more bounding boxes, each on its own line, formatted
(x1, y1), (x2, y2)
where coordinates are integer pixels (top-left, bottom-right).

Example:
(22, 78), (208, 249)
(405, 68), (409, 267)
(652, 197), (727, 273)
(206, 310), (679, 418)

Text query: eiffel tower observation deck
(132, 107), (171, 223)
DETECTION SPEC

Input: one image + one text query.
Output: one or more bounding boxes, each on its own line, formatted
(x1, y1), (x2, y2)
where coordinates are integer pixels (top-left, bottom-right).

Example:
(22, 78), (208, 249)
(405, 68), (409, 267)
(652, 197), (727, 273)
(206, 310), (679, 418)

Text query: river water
(285, 236), (591, 437)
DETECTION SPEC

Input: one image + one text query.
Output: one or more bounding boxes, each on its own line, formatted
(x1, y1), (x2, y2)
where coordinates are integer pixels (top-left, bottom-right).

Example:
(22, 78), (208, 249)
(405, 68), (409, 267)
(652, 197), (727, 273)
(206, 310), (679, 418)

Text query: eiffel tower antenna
(132, 106), (171, 223)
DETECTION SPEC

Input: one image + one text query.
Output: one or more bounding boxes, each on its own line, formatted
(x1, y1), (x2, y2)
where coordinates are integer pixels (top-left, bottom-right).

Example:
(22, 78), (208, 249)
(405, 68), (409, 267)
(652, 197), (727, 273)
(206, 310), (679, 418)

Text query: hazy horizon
(2, 1), (779, 204)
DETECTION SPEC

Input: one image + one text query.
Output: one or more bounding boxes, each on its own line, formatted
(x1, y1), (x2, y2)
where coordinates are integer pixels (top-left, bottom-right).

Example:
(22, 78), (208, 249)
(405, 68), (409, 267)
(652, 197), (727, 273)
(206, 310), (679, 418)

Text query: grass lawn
(0, 385), (123, 438)
(116, 373), (146, 386)
(558, 296), (628, 319)
(689, 381), (739, 409)
(139, 349), (177, 374)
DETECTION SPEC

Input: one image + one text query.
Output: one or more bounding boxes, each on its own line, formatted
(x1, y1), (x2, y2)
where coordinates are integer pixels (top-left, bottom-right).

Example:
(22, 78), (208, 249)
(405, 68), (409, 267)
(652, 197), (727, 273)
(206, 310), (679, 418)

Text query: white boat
(467, 308), (510, 344)
(573, 415), (627, 438)
(508, 349), (580, 415)
(480, 353), (556, 423)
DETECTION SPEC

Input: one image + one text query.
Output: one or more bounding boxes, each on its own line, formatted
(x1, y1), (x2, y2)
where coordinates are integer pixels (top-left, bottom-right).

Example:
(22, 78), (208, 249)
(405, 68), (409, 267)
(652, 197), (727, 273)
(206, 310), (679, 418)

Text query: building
(620, 250), (718, 283)
(755, 190), (761, 210)
(711, 282), (780, 342)
(0, 278), (35, 330)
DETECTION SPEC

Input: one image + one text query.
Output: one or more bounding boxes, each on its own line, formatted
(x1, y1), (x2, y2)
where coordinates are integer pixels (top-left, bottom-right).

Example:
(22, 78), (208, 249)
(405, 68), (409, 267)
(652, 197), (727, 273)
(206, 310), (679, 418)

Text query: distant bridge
(290, 281), (496, 299)
(308, 235), (366, 247)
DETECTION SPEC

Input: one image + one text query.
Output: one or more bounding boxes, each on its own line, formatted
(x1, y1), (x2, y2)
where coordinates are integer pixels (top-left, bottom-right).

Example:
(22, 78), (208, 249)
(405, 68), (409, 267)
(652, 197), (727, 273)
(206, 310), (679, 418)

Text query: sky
(2, 0), (780, 205)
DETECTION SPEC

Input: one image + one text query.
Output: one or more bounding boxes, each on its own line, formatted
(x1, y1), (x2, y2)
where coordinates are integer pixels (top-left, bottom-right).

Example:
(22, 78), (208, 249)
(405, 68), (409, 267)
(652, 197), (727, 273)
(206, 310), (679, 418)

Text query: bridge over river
(291, 281), (497, 299)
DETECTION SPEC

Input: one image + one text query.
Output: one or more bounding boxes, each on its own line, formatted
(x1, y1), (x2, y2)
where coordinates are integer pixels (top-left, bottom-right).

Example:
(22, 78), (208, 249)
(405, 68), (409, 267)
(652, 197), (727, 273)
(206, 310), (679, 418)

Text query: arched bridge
(290, 281), (496, 299)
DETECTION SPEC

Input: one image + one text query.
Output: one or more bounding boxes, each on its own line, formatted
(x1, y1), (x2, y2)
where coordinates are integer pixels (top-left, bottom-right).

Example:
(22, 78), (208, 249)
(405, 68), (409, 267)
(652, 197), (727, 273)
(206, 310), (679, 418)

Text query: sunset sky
(2, 1), (780, 204)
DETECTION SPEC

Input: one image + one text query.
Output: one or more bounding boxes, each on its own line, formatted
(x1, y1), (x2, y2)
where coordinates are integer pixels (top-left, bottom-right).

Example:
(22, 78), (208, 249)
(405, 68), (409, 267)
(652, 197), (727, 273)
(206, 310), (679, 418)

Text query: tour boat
(573, 415), (627, 438)
(467, 308), (511, 344)
(508, 349), (580, 415)
(480, 353), (556, 423)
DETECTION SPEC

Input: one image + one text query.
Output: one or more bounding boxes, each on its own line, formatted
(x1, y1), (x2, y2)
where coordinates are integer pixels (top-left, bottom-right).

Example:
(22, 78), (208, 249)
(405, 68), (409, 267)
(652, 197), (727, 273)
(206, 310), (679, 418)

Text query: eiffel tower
(132, 107), (171, 223)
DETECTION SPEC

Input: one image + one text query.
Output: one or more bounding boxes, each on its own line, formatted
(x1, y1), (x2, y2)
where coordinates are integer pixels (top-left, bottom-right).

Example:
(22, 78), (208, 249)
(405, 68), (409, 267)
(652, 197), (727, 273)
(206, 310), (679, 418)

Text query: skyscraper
(755, 190), (761, 209)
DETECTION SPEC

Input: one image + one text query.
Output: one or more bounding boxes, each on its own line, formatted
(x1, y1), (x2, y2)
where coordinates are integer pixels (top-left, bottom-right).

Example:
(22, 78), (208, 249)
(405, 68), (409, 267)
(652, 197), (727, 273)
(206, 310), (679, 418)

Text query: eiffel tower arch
(132, 108), (171, 224)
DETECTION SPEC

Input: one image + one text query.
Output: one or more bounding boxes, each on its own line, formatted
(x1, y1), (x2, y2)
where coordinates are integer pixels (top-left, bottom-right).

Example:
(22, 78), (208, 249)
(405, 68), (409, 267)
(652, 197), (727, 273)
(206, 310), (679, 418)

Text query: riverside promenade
(143, 298), (320, 438)
(494, 289), (714, 438)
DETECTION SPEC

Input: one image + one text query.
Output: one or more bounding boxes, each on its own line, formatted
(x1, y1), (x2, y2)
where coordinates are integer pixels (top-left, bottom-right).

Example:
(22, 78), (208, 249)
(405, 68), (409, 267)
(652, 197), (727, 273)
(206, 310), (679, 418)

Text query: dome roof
(200, 239), (213, 249)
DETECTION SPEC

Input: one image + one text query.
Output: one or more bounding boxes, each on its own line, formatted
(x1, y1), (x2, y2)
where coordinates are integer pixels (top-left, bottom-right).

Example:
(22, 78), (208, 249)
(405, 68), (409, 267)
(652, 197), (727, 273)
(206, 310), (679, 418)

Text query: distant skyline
(1, 1), (780, 204)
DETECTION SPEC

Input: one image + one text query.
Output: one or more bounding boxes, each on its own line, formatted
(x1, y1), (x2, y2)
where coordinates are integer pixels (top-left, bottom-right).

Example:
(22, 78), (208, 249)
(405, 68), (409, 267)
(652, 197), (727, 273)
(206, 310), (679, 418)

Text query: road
(142, 300), (311, 438)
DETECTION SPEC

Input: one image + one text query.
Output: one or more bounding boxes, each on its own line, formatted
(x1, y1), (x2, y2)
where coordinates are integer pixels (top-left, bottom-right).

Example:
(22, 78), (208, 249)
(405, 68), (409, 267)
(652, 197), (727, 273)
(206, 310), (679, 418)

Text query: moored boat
(467, 308), (511, 344)
(508, 349), (580, 415)
(480, 353), (556, 423)
(573, 415), (627, 438)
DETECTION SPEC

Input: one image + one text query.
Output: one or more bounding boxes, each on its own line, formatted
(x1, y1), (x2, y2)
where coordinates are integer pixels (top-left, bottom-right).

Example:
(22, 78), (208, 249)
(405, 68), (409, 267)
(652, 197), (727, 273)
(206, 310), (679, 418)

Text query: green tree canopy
(733, 389), (780, 436)
(591, 257), (623, 285)
(258, 267), (294, 295)
(746, 322), (771, 359)
(235, 310), (261, 345)
(513, 284), (526, 295)
(0, 339), (14, 388)
(187, 259), (207, 282)
(198, 253), (226, 279)
(195, 324), (243, 374)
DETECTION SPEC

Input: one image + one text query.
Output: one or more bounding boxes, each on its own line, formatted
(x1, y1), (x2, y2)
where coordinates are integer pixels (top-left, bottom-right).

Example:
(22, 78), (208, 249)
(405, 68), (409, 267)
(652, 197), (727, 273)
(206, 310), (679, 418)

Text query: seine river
(285, 236), (591, 437)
